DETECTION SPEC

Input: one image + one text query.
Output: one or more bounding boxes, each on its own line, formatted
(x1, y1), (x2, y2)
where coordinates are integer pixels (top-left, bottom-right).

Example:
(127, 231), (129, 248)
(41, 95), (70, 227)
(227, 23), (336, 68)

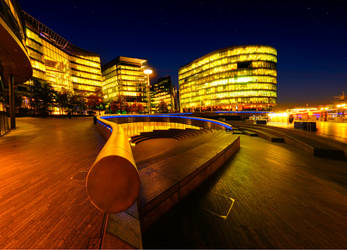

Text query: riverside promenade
(1, 117), (347, 248)
(0, 117), (106, 248)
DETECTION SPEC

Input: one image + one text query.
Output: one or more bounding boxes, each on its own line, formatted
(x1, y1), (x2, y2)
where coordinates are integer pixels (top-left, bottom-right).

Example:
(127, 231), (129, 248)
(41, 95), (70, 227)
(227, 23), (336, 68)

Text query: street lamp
(144, 68), (152, 114)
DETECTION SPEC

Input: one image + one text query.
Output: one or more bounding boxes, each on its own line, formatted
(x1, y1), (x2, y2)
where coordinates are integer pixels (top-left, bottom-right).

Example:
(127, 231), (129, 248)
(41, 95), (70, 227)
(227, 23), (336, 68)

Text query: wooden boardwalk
(144, 135), (347, 249)
(0, 117), (105, 249)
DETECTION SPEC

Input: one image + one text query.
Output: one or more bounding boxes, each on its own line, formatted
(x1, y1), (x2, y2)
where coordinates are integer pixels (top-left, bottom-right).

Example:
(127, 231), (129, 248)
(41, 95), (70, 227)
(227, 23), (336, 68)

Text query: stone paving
(143, 134), (347, 248)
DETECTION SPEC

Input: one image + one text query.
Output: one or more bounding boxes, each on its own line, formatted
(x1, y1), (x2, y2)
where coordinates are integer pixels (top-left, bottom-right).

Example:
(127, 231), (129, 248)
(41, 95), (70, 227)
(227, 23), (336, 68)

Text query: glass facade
(102, 56), (148, 107)
(178, 45), (278, 111)
(23, 12), (102, 96)
(151, 76), (173, 112)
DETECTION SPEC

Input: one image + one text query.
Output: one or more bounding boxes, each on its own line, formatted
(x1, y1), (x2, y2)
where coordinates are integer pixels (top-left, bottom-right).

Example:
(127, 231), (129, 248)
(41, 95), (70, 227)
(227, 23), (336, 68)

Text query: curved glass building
(23, 11), (102, 96)
(178, 45), (277, 111)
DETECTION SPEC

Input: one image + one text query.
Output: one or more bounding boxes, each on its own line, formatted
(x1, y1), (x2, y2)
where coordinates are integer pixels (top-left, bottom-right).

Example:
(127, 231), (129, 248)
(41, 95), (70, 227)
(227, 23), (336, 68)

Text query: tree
(86, 88), (103, 111)
(110, 96), (128, 114)
(70, 94), (86, 115)
(30, 78), (55, 116)
(55, 88), (71, 115)
(158, 100), (168, 113)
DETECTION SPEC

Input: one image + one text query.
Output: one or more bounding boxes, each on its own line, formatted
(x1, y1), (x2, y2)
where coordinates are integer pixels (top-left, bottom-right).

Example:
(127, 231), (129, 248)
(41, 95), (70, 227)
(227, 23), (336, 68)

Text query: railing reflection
(119, 121), (201, 137)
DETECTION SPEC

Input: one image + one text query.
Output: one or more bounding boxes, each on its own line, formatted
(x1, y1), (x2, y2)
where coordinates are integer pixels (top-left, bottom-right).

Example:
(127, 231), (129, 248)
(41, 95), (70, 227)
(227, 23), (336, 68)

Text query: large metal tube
(86, 118), (140, 213)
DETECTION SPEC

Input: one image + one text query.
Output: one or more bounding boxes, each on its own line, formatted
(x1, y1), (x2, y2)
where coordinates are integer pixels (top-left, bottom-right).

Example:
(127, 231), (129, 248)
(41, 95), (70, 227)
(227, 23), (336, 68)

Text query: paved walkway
(268, 121), (347, 143)
(144, 135), (347, 248)
(0, 117), (105, 248)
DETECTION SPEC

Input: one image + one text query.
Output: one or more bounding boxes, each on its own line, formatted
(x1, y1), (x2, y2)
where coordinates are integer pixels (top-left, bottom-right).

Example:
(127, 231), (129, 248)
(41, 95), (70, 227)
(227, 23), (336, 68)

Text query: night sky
(19, 0), (347, 106)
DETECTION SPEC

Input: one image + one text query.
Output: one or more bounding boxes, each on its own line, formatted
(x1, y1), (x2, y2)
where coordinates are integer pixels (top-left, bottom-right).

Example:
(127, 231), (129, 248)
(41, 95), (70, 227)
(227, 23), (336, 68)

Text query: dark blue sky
(19, 0), (347, 105)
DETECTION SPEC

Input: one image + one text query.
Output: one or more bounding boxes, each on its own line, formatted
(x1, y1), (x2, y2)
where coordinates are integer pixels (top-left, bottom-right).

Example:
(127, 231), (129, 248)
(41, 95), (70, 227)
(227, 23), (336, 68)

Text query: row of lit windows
(181, 89), (277, 100)
(182, 97), (277, 107)
(120, 91), (140, 97)
(77, 54), (101, 63)
(152, 91), (171, 98)
(152, 95), (172, 105)
(180, 68), (277, 85)
(103, 69), (145, 79)
(179, 54), (277, 79)
(102, 65), (117, 76)
(30, 58), (46, 72)
(104, 86), (140, 93)
(32, 69), (45, 79)
(181, 83), (277, 94)
(180, 75), (277, 91)
(71, 76), (101, 86)
(28, 48), (44, 62)
(119, 70), (145, 76)
(119, 65), (142, 71)
(119, 75), (146, 81)
(73, 84), (98, 92)
(103, 84), (145, 92)
(102, 77), (117, 86)
(179, 46), (277, 74)
(179, 61), (276, 81)
(26, 39), (43, 53)
(71, 63), (101, 74)
(103, 73), (145, 82)
(72, 70), (101, 81)
(70, 56), (100, 68)
(103, 76), (147, 87)
(251, 61), (276, 69)
(26, 29), (42, 44)
(103, 64), (142, 76)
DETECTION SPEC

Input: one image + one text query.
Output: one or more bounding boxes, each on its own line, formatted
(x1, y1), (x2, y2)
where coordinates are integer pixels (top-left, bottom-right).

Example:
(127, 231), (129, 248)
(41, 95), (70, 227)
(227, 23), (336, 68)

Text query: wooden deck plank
(0, 117), (105, 249)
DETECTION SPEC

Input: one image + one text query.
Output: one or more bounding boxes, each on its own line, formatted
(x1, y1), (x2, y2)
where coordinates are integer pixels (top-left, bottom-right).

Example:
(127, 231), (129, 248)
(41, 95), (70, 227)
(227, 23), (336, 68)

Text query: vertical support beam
(146, 75), (151, 114)
(8, 75), (15, 129)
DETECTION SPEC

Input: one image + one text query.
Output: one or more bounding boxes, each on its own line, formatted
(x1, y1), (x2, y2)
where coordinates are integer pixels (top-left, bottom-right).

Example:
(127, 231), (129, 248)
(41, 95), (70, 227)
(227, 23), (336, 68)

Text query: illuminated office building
(102, 56), (148, 107)
(179, 45), (277, 111)
(151, 76), (173, 112)
(23, 11), (102, 96)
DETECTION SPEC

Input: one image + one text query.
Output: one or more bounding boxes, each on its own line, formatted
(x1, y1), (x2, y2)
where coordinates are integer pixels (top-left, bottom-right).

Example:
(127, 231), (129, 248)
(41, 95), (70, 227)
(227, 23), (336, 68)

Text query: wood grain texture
(0, 117), (105, 249)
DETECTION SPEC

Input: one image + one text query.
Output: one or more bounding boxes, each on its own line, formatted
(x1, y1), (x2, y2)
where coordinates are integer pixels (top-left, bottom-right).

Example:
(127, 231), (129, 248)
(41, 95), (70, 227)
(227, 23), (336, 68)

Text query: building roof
(179, 44), (277, 70)
(102, 56), (147, 71)
(22, 11), (100, 57)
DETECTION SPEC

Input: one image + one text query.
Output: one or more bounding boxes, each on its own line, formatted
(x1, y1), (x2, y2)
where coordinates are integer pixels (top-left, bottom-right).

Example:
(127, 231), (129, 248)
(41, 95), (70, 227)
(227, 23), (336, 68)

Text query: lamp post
(144, 68), (152, 114)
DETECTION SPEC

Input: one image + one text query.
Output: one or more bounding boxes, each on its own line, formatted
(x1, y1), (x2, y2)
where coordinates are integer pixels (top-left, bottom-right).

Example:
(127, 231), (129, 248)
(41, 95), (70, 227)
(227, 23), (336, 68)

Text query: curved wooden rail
(86, 114), (232, 213)
(86, 116), (140, 213)
(101, 114), (233, 131)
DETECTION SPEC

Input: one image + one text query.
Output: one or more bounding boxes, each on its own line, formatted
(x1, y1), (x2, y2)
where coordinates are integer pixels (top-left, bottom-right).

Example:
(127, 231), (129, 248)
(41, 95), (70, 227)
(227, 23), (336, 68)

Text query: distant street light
(144, 69), (153, 75)
(144, 68), (153, 114)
